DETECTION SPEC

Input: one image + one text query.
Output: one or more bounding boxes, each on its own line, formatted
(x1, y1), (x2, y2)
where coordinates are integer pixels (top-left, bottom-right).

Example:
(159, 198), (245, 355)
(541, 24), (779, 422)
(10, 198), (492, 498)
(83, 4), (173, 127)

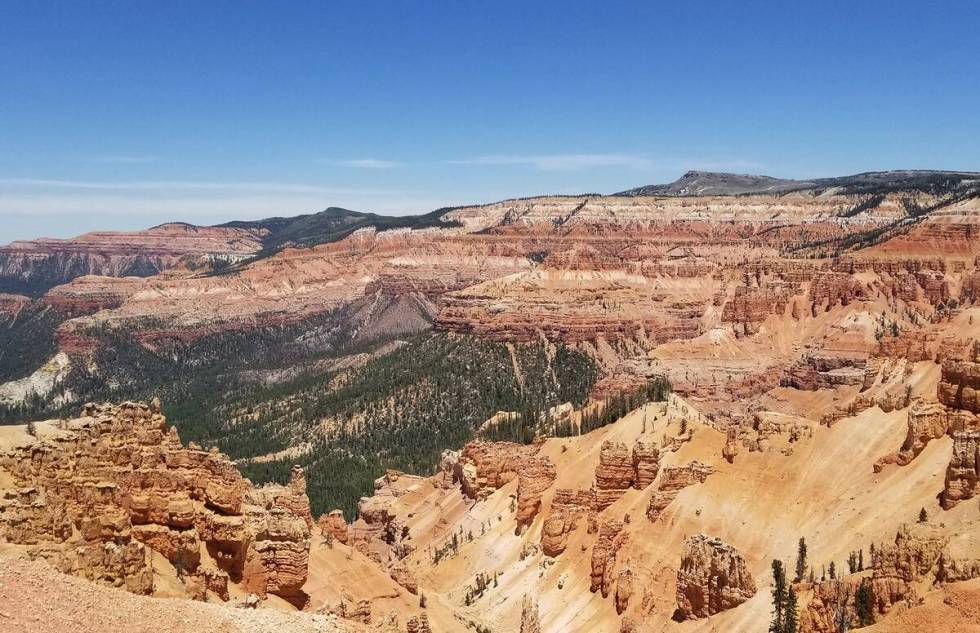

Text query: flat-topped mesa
(0, 223), (265, 295)
(674, 535), (756, 620)
(0, 401), (312, 605)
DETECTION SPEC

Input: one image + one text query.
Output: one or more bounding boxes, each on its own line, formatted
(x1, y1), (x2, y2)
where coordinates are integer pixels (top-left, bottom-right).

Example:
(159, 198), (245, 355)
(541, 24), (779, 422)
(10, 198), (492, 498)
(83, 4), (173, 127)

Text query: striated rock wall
(798, 523), (964, 633)
(590, 519), (627, 598)
(457, 441), (540, 500)
(943, 430), (980, 509)
(938, 340), (980, 414)
(0, 223), (264, 295)
(674, 534), (756, 620)
(0, 401), (311, 604)
(784, 350), (870, 391)
(515, 456), (557, 534)
(541, 488), (596, 557)
(722, 283), (797, 337)
(646, 461), (714, 522)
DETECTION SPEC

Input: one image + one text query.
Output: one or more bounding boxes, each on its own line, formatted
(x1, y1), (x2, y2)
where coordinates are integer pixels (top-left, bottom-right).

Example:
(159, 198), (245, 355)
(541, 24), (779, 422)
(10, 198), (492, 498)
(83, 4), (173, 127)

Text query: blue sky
(2, 1), (979, 241)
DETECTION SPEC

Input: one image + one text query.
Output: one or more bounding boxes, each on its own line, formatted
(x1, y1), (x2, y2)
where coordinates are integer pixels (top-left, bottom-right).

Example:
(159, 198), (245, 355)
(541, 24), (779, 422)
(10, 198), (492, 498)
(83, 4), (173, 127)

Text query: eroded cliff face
(797, 523), (980, 633)
(0, 223), (266, 296)
(0, 401), (312, 605)
(673, 534), (756, 620)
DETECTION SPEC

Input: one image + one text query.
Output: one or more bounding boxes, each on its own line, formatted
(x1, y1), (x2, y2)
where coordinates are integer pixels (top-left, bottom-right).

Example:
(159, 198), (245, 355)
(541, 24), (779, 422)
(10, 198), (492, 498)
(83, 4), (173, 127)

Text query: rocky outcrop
(590, 519), (627, 598)
(784, 351), (870, 391)
(388, 562), (418, 595)
(875, 401), (979, 471)
(515, 456), (557, 534)
(541, 488), (596, 557)
(595, 441), (634, 510)
(938, 340), (980, 414)
(0, 402), (311, 604)
(594, 440), (661, 510)
(646, 461), (714, 522)
(722, 283), (796, 337)
(317, 509), (350, 544)
(631, 440), (660, 489)
(457, 441), (539, 500)
(799, 523), (954, 632)
(723, 424), (739, 464)
(615, 568), (633, 615)
(809, 272), (868, 315)
(942, 429), (980, 509)
(674, 535), (756, 620)
(519, 594), (541, 633)
(406, 613), (432, 633)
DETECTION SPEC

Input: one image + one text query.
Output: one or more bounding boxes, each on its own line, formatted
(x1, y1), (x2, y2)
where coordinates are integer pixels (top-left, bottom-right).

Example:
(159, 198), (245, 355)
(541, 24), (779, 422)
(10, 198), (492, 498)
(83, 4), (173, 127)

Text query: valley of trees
(0, 311), (601, 518)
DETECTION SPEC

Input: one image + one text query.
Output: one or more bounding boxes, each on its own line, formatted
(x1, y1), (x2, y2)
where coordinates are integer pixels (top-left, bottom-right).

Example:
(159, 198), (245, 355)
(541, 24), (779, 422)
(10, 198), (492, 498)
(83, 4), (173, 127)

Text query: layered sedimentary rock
(406, 613), (432, 633)
(515, 456), (557, 534)
(631, 440), (660, 489)
(674, 535), (756, 620)
(590, 519), (627, 598)
(0, 402), (311, 603)
(798, 523), (965, 633)
(350, 471), (419, 565)
(614, 568), (633, 615)
(317, 509), (350, 544)
(722, 283), (796, 337)
(784, 351), (870, 391)
(595, 441), (634, 510)
(943, 430), (980, 509)
(938, 340), (980, 414)
(457, 441), (540, 500)
(646, 461), (714, 522)
(874, 401), (978, 471)
(593, 439), (661, 511)
(541, 488), (596, 556)
(0, 223), (265, 295)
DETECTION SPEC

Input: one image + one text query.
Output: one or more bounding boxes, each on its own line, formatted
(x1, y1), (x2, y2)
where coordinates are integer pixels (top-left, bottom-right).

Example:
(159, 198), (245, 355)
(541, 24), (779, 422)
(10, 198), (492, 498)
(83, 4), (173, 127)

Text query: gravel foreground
(0, 556), (352, 633)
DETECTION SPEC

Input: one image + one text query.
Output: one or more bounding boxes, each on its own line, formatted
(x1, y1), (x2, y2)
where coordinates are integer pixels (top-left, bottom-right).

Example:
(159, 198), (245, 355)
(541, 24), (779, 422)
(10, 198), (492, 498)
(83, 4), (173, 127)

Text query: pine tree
(785, 586), (799, 633)
(829, 561), (837, 580)
(795, 537), (808, 582)
(918, 507), (928, 523)
(770, 560), (787, 633)
(854, 579), (875, 626)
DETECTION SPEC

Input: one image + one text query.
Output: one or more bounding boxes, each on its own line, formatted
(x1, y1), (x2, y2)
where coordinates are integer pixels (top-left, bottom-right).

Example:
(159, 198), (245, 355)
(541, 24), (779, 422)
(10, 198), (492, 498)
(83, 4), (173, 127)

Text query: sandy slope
(0, 556), (358, 633)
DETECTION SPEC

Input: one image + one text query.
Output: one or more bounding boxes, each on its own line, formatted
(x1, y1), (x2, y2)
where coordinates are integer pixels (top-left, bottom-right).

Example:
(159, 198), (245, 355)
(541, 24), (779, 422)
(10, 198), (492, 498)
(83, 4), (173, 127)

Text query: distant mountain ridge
(616, 169), (980, 197)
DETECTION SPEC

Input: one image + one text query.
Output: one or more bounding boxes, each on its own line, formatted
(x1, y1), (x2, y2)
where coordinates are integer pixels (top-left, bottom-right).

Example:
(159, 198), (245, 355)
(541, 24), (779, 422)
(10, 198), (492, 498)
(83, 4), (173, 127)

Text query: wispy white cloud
(449, 154), (655, 171)
(319, 158), (401, 169)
